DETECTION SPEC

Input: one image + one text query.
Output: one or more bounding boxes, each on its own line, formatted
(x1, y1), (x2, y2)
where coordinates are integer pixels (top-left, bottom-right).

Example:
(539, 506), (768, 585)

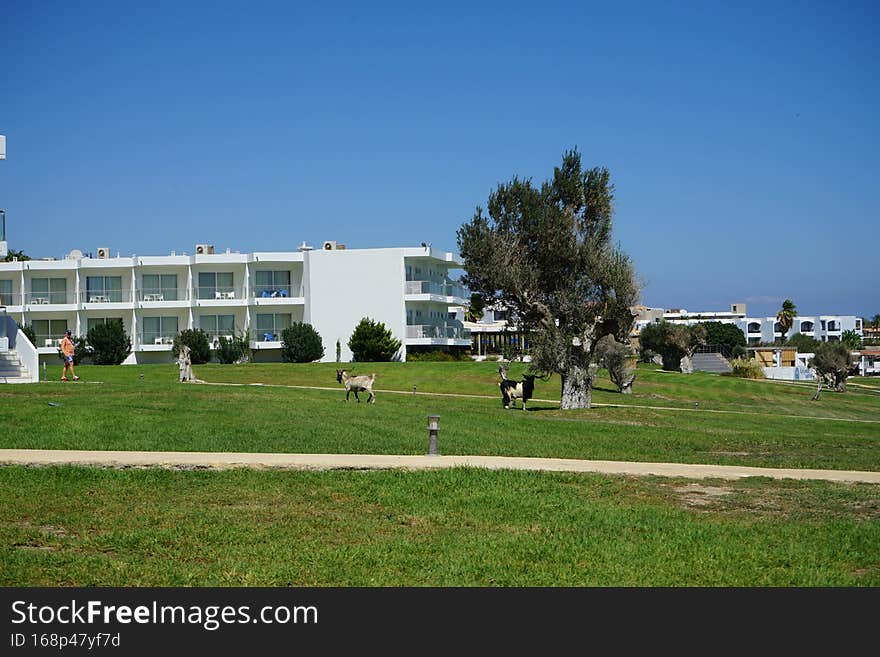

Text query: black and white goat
(336, 369), (376, 403)
(498, 365), (536, 411)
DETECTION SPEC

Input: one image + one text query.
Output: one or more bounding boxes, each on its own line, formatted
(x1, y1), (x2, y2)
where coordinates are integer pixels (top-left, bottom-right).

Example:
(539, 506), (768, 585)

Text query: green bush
(87, 319), (131, 365)
(281, 323), (325, 363)
(56, 335), (90, 365)
(697, 322), (746, 355)
(348, 317), (401, 362)
(786, 333), (820, 353)
(406, 348), (471, 362)
(172, 329), (212, 365)
(216, 331), (251, 364)
(724, 357), (765, 379)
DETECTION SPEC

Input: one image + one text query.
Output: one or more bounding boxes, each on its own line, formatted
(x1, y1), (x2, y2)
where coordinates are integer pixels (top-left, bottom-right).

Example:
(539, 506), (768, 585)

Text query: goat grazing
(336, 369), (376, 403)
(498, 365), (536, 411)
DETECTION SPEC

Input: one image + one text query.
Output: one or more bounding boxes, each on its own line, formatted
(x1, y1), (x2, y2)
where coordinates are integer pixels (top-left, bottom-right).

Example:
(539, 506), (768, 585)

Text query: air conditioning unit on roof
(96, 247), (110, 259)
(195, 244), (215, 255)
(322, 240), (337, 250)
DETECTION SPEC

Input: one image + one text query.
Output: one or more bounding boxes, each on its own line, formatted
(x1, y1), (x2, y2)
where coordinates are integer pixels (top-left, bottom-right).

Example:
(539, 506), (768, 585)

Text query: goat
(498, 365), (536, 411)
(336, 369), (376, 403)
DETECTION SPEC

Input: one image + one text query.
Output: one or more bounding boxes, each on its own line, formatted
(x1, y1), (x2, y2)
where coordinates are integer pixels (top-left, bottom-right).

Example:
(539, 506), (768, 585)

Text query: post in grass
(427, 414), (440, 455)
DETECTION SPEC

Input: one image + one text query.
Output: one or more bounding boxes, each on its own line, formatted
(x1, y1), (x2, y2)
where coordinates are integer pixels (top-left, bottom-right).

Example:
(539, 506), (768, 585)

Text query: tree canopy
(457, 148), (639, 408)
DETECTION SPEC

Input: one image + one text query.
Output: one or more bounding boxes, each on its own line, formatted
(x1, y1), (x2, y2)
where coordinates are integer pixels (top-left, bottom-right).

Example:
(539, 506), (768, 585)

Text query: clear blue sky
(2, 0), (877, 318)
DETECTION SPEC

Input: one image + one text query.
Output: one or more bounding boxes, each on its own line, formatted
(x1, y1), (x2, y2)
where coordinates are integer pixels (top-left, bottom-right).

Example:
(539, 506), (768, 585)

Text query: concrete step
(692, 352), (732, 374)
(0, 376), (33, 384)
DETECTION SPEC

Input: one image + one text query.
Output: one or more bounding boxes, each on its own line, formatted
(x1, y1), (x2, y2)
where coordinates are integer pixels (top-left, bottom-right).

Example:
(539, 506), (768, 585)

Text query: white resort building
(632, 303), (863, 344)
(0, 241), (470, 379)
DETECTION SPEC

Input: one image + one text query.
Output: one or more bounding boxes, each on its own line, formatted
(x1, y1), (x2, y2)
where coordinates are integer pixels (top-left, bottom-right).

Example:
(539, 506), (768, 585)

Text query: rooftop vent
(195, 244), (215, 255)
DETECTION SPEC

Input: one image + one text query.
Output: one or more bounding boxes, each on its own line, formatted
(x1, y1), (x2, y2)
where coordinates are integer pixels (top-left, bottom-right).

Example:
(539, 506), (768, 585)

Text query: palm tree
(776, 299), (797, 345)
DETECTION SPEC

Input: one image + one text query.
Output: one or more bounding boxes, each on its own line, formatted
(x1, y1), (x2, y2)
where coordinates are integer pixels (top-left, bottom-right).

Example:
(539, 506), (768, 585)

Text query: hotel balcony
(193, 286), (248, 307)
(139, 333), (177, 351)
(405, 324), (471, 345)
(79, 290), (134, 309)
(137, 289), (190, 305)
(26, 292), (79, 311)
(249, 285), (305, 305)
(404, 281), (469, 304)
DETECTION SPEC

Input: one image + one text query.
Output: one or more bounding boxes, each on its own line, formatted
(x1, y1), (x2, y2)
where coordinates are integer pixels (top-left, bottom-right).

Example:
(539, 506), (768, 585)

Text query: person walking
(60, 329), (79, 381)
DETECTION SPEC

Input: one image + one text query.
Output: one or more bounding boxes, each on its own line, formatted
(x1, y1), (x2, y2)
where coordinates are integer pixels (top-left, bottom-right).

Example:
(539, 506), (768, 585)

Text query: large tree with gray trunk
(457, 149), (639, 409)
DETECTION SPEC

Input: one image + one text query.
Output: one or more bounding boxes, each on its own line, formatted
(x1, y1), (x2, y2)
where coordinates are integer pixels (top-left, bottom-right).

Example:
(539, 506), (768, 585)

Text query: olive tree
(457, 149), (639, 409)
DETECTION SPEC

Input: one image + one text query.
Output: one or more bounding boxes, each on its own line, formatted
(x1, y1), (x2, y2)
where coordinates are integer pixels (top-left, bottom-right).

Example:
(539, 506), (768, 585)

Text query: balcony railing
(35, 335), (63, 348)
(195, 286), (246, 300)
(406, 324), (471, 340)
(250, 284), (304, 299)
(80, 290), (134, 303)
(250, 330), (283, 342)
(1, 292), (22, 306)
(138, 289), (188, 302)
(27, 292), (78, 305)
(405, 281), (468, 298)
(141, 333), (176, 346)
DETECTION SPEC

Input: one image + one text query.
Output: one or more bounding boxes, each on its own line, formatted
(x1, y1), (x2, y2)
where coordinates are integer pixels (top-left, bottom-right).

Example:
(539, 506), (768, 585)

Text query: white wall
(305, 248), (406, 362)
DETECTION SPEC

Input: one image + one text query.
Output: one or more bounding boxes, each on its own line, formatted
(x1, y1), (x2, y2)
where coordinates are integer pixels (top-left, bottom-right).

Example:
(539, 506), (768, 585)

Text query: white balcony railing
(141, 334), (176, 346)
(405, 281), (468, 298)
(250, 284), (304, 299)
(138, 289), (189, 302)
(27, 292), (78, 305)
(195, 286), (247, 300)
(80, 290), (134, 303)
(406, 324), (471, 340)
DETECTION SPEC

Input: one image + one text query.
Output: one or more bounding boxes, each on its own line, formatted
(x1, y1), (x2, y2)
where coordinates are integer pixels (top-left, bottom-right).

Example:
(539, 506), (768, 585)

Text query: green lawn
(2, 361), (878, 471)
(2, 361), (878, 586)
(2, 466), (878, 586)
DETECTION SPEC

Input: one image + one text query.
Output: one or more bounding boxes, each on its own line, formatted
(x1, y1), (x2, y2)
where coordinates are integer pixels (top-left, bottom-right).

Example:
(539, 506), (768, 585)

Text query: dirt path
(2, 449), (879, 484)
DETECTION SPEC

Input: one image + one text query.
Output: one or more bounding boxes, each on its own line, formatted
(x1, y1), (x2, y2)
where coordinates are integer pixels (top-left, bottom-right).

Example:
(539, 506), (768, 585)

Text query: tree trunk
(560, 364), (595, 409)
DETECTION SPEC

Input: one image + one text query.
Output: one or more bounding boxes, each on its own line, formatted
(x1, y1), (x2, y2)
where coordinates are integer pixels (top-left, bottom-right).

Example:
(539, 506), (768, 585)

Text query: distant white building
(632, 303), (863, 344)
(0, 241), (470, 365)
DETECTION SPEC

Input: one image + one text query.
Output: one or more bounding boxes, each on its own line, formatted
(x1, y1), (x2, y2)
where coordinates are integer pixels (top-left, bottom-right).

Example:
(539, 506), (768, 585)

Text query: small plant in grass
(724, 357), (765, 379)
(173, 329), (211, 365)
(87, 319), (131, 365)
(281, 323), (325, 363)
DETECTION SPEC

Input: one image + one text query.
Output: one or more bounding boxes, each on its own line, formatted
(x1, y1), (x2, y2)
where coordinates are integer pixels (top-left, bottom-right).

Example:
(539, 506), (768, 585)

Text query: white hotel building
(633, 303), (863, 344)
(0, 241), (470, 368)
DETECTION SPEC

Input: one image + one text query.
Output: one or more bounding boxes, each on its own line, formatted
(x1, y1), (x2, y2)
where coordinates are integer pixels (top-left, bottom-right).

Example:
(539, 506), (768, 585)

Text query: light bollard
(427, 414), (440, 455)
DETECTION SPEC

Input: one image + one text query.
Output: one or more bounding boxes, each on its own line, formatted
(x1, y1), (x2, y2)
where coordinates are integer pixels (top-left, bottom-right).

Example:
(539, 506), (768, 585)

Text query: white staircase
(691, 351), (733, 374)
(0, 351), (33, 384)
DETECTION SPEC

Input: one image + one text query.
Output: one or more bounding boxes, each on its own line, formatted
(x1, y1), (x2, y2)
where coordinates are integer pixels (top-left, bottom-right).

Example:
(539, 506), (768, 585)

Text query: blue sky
(2, 0), (877, 318)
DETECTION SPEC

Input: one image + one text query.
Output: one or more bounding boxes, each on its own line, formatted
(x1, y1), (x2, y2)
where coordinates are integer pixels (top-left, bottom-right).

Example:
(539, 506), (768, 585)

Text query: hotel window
(254, 271), (291, 297)
(31, 277), (67, 304)
(86, 276), (123, 302)
(254, 313), (291, 341)
(30, 319), (68, 346)
(0, 279), (12, 305)
(199, 314), (235, 338)
(142, 274), (178, 301)
(142, 316), (178, 344)
(198, 272), (234, 299)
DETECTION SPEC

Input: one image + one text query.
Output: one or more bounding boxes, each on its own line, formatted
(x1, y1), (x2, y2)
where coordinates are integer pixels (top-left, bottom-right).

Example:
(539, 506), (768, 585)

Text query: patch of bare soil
(674, 483), (735, 507)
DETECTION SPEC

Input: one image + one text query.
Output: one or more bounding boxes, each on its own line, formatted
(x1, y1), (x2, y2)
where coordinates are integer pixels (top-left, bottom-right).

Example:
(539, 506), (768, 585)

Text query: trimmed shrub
(87, 319), (131, 365)
(348, 317), (401, 362)
(724, 357), (765, 379)
(216, 330), (251, 364)
(281, 323), (325, 363)
(173, 329), (211, 365)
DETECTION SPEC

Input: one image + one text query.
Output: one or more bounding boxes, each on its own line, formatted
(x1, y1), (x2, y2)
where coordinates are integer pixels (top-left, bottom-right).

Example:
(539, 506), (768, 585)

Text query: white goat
(336, 369), (376, 403)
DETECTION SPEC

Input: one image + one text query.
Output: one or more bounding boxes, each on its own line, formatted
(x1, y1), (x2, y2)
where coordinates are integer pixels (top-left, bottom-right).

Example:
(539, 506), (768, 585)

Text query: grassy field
(2, 361), (878, 586)
(1, 361), (878, 471)
(2, 466), (878, 586)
